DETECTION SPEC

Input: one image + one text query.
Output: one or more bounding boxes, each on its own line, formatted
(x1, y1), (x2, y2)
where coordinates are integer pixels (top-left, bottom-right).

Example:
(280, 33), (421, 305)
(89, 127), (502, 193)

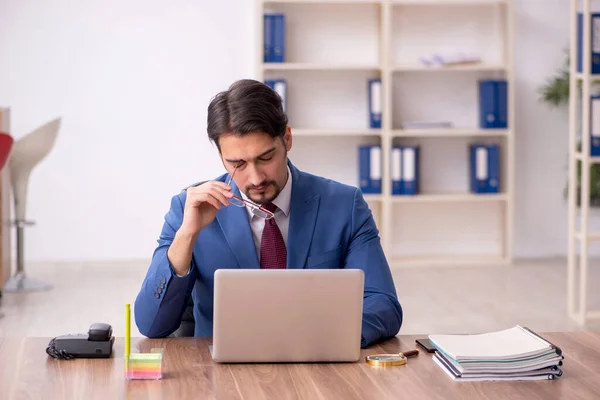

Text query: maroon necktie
(259, 202), (287, 269)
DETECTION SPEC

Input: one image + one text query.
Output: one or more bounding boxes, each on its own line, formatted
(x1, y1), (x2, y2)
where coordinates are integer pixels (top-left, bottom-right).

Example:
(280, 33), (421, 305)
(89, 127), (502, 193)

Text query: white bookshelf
(392, 128), (510, 138)
(264, 63), (380, 71)
(256, 0), (515, 267)
(392, 64), (507, 72)
(567, 0), (600, 326)
(293, 128), (381, 136)
(390, 193), (508, 204)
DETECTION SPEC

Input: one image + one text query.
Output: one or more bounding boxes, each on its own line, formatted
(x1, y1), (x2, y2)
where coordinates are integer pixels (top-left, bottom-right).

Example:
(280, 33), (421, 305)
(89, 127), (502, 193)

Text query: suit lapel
(287, 162), (320, 269)
(216, 181), (260, 269)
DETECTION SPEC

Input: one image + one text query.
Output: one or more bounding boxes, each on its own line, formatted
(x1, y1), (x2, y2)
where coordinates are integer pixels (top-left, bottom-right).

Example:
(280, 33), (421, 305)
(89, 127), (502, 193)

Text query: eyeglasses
(226, 164), (275, 220)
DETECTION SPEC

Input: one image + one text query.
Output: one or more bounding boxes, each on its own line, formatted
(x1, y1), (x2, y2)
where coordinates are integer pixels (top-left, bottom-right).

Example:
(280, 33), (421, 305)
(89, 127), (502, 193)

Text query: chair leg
(3, 223), (52, 292)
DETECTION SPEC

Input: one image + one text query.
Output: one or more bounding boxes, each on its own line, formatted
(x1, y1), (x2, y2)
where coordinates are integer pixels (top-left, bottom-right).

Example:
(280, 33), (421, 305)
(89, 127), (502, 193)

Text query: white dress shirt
(240, 166), (292, 258)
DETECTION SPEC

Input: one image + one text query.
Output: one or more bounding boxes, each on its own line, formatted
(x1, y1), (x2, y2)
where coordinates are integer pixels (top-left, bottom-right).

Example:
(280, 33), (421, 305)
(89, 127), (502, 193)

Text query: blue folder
(469, 144), (500, 193)
(577, 12), (600, 74)
(265, 79), (287, 112)
(358, 145), (382, 194)
(478, 80), (508, 129)
(368, 79), (382, 129)
(392, 146), (419, 195)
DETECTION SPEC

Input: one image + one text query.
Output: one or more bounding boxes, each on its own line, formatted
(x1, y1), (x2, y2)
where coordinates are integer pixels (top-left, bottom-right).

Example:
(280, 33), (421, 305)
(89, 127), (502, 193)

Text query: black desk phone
(46, 323), (115, 360)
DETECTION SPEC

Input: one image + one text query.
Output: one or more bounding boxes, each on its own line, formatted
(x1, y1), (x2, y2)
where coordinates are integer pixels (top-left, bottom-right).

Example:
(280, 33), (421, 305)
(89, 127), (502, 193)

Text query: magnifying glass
(365, 349), (419, 366)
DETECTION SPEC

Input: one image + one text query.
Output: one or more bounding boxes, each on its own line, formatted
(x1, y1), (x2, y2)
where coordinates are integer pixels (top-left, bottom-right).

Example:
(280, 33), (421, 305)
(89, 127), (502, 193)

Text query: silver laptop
(210, 268), (364, 363)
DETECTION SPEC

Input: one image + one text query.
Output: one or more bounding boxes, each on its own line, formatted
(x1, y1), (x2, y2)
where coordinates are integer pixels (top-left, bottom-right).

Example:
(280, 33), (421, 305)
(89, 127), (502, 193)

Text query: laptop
(210, 268), (364, 363)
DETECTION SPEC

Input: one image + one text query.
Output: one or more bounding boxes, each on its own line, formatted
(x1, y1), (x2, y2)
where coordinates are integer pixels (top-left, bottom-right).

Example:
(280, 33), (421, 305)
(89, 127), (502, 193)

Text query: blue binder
(368, 79), (382, 129)
(392, 147), (402, 195)
(469, 144), (500, 193)
(264, 14), (285, 63)
(272, 14), (285, 63)
(263, 15), (274, 62)
(400, 146), (420, 195)
(478, 80), (508, 129)
(479, 80), (497, 129)
(487, 145), (500, 193)
(591, 95), (600, 156)
(265, 79), (287, 112)
(496, 81), (508, 128)
(358, 145), (382, 194)
(392, 146), (420, 195)
(577, 12), (600, 74)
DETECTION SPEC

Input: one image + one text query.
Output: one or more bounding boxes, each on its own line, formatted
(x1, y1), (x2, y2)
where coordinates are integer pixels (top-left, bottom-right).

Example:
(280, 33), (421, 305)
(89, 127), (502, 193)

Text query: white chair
(4, 118), (61, 292)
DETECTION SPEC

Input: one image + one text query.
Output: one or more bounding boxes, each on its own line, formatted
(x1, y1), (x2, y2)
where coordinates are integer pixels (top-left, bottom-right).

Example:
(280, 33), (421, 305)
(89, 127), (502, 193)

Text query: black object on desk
(46, 323), (114, 360)
(416, 338), (437, 353)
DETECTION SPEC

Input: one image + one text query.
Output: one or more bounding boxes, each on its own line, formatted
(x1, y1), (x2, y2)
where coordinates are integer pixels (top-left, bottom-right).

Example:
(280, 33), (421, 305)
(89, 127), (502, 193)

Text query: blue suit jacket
(134, 161), (403, 348)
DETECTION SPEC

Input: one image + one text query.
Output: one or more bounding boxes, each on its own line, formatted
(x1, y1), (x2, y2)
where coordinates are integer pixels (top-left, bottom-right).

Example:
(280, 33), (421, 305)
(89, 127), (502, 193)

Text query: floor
(0, 257), (599, 339)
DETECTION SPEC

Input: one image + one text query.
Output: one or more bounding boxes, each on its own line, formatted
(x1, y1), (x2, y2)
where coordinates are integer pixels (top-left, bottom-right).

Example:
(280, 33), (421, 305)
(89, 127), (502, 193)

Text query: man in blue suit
(134, 79), (403, 348)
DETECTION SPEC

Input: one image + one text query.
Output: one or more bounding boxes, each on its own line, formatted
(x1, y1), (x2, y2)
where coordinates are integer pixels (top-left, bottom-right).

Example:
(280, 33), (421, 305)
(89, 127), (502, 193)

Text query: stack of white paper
(429, 326), (564, 381)
(400, 121), (454, 129)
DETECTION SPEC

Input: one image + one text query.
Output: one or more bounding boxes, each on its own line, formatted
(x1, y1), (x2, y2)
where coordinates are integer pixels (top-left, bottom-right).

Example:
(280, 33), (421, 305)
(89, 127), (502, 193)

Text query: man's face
(219, 128), (292, 204)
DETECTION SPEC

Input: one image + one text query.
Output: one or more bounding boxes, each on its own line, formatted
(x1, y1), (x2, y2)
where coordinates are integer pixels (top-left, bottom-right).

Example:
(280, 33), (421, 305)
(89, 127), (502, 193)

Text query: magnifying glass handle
(400, 350), (419, 358)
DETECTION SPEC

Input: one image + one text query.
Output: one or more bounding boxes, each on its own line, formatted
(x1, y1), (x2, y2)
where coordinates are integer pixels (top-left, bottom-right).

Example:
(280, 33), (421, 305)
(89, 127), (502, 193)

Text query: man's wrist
(168, 227), (198, 276)
(173, 264), (192, 277)
(176, 225), (200, 242)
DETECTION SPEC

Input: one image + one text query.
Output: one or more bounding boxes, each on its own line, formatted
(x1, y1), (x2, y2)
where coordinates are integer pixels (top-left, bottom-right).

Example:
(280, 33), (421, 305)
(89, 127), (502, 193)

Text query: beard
(244, 149), (289, 204)
(245, 180), (281, 204)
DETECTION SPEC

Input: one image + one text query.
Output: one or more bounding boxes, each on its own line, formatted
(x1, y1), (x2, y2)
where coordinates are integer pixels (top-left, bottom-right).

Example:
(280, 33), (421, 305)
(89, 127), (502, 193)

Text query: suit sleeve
(345, 188), (403, 348)
(134, 194), (198, 338)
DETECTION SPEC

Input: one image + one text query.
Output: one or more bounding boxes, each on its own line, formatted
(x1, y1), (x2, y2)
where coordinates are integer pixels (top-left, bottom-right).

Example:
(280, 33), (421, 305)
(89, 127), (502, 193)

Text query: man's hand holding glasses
(180, 180), (235, 237)
(167, 164), (274, 275)
(167, 181), (233, 276)
(168, 180), (234, 276)
(180, 162), (275, 238)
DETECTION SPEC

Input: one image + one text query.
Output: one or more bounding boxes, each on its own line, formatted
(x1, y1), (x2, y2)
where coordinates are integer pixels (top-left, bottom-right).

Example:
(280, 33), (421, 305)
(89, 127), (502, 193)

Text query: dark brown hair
(207, 79), (288, 150)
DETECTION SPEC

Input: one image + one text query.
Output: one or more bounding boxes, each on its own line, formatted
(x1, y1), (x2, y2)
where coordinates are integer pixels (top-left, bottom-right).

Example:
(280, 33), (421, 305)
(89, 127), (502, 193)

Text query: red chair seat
(0, 132), (14, 170)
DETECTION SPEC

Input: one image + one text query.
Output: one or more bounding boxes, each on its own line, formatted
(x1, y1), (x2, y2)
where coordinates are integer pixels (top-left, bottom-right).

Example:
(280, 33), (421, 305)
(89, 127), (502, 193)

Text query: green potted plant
(538, 50), (600, 206)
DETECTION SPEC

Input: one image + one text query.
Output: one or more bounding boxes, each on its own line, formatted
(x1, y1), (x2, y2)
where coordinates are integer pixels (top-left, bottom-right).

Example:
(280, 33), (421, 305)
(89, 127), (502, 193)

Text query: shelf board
(575, 152), (600, 164)
(263, 0), (381, 3)
(363, 194), (383, 202)
(263, 62), (381, 71)
(575, 232), (600, 241)
(392, 128), (509, 137)
(393, 63), (507, 72)
(293, 128), (381, 137)
(390, 255), (508, 268)
(393, 0), (506, 5)
(391, 193), (508, 203)
(574, 72), (600, 81)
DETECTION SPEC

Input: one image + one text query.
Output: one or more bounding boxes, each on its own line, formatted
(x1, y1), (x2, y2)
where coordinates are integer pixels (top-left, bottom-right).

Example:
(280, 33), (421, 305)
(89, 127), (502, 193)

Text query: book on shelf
(400, 121), (454, 129)
(358, 145), (381, 194)
(264, 13), (285, 63)
(392, 145), (420, 195)
(265, 79), (287, 113)
(591, 95), (600, 156)
(368, 79), (381, 129)
(429, 325), (564, 382)
(419, 52), (481, 68)
(478, 80), (507, 129)
(577, 12), (600, 74)
(469, 143), (499, 194)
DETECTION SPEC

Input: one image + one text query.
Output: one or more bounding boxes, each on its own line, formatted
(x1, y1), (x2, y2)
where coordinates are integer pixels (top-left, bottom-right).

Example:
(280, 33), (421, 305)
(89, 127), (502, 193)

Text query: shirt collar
(239, 165), (292, 218)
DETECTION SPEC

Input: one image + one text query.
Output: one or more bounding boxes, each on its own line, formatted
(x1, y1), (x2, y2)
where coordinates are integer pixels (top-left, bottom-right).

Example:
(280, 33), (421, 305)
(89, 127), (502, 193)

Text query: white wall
(513, 0), (571, 258)
(0, 0), (586, 262)
(0, 0), (254, 261)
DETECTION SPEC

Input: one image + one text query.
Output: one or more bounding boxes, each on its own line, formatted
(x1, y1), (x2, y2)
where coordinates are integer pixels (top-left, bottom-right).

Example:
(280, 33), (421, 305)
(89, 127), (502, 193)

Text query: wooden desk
(1, 332), (600, 399)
